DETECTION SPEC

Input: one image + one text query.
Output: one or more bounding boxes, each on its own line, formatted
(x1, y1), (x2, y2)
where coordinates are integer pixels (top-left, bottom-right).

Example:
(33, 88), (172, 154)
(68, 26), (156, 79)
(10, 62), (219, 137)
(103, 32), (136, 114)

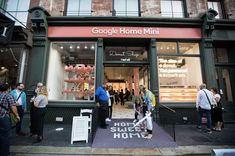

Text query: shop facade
(27, 7), (235, 140)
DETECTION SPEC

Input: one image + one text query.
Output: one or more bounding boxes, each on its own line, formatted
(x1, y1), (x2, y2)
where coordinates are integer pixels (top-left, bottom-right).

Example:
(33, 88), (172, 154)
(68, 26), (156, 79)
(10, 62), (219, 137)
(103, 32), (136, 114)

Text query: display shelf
(63, 90), (94, 95)
(64, 79), (94, 83)
(160, 87), (197, 102)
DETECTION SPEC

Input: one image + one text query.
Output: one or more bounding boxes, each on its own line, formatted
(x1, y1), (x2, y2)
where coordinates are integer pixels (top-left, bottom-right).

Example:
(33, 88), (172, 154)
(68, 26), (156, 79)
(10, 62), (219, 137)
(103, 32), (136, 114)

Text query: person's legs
(205, 110), (212, 130)
(0, 117), (11, 156)
(16, 106), (25, 135)
(197, 108), (203, 129)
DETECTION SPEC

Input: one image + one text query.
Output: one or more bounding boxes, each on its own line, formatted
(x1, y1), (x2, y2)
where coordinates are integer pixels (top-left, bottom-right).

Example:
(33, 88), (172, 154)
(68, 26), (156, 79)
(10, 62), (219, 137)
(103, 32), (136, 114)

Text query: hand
(16, 115), (20, 121)
(96, 102), (100, 107)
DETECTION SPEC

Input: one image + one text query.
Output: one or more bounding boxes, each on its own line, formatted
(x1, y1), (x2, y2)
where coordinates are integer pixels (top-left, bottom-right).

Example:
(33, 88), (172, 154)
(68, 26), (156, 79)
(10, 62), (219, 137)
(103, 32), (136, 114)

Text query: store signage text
(110, 122), (144, 139)
(92, 27), (160, 36)
(0, 27), (8, 37)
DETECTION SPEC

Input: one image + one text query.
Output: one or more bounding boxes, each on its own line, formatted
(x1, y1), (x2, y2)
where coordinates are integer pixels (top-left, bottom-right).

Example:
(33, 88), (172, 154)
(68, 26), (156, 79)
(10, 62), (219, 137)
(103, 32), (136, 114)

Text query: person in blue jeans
(95, 82), (109, 129)
(0, 83), (20, 156)
(196, 83), (215, 134)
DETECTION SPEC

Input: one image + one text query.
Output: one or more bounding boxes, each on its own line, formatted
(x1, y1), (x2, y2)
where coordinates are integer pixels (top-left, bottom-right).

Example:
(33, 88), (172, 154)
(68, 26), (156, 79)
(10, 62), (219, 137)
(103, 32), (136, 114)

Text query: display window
(47, 42), (96, 101)
(157, 42), (202, 102)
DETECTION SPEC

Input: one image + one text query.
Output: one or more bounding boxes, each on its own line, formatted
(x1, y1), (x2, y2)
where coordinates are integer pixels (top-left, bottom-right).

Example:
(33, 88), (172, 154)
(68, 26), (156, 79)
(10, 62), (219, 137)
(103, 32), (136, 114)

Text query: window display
(47, 42), (96, 101)
(157, 42), (202, 102)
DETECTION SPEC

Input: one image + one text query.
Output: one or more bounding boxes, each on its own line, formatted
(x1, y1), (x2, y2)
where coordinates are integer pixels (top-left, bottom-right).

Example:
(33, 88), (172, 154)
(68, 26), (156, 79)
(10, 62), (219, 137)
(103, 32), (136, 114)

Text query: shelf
(64, 79), (94, 83)
(63, 90), (94, 95)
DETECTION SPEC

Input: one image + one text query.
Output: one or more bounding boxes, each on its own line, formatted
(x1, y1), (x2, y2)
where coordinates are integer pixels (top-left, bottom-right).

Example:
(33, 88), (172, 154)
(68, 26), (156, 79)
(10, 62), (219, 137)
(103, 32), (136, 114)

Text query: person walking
(0, 83), (20, 156)
(10, 83), (27, 136)
(196, 83), (214, 134)
(139, 85), (155, 139)
(33, 86), (48, 143)
(95, 82), (109, 129)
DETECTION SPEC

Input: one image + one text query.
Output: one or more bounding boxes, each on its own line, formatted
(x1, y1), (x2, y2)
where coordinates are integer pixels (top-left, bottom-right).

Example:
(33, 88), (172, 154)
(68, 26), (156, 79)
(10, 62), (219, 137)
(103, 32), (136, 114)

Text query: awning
(0, 12), (15, 45)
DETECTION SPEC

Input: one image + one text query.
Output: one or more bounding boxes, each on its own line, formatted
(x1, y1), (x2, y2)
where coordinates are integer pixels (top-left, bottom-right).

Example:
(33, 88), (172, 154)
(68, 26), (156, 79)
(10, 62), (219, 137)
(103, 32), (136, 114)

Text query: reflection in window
(47, 42), (96, 101)
(4, 0), (30, 26)
(213, 48), (228, 63)
(160, 0), (184, 18)
(157, 42), (202, 102)
(66, 0), (92, 16)
(114, 0), (139, 16)
(208, 0), (223, 19)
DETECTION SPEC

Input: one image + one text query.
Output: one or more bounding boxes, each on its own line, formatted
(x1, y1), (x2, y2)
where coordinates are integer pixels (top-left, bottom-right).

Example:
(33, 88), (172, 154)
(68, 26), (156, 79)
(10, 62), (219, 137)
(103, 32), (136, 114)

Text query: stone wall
(39, 0), (64, 16)
(224, 0), (235, 19)
(141, 0), (161, 17)
(92, 0), (112, 16)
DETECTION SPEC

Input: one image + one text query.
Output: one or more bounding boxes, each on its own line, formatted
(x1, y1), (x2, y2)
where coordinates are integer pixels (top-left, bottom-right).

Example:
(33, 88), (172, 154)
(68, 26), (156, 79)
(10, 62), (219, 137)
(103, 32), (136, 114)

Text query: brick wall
(224, 0), (235, 19)
(187, 0), (207, 18)
(92, 0), (112, 16)
(39, 0), (64, 16)
(141, 0), (161, 17)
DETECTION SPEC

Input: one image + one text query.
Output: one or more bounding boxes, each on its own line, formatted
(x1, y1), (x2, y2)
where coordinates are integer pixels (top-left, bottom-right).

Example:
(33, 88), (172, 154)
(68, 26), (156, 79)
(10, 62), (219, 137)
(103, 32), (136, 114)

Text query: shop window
(213, 48), (229, 63)
(47, 42), (96, 101)
(104, 46), (147, 61)
(0, 48), (25, 87)
(113, 0), (139, 16)
(207, 0), (224, 19)
(66, 0), (92, 16)
(156, 42), (202, 102)
(160, 0), (185, 18)
(3, 0), (30, 26)
(157, 42), (177, 54)
(179, 43), (199, 54)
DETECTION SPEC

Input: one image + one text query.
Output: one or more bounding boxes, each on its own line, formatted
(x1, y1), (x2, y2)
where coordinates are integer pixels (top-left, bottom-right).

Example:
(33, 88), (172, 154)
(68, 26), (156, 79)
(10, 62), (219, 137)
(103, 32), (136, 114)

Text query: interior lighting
(77, 45), (80, 49)
(91, 45), (95, 49)
(84, 45), (88, 49)
(69, 45), (73, 49)
(60, 46), (63, 49)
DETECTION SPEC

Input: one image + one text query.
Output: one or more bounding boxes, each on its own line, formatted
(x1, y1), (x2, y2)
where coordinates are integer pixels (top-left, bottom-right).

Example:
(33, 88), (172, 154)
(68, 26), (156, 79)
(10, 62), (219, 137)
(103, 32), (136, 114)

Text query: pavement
(10, 115), (235, 156)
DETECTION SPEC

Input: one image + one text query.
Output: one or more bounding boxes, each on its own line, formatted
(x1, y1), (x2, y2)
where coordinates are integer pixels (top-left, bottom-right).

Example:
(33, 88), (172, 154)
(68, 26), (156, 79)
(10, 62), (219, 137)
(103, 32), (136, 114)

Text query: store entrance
(104, 66), (149, 119)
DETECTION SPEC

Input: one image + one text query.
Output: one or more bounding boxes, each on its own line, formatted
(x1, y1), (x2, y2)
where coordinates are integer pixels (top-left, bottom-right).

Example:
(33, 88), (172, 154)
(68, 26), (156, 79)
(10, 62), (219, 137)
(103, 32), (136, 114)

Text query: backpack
(147, 90), (156, 107)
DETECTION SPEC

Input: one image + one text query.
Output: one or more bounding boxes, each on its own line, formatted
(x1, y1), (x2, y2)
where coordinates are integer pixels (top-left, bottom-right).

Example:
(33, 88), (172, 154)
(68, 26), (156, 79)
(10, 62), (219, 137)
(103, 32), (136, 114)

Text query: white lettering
(113, 133), (120, 139)
(114, 122), (120, 126)
(1, 27), (7, 37)
(143, 28), (160, 35)
(110, 127), (116, 132)
(119, 28), (142, 35)
(122, 133), (129, 139)
(129, 133), (142, 138)
(91, 27), (117, 36)
(117, 127), (127, 132)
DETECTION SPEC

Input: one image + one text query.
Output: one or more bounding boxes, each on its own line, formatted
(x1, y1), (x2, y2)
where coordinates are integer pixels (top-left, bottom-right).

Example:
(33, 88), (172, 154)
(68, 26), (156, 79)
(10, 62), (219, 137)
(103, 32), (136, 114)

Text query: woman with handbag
(0, 83), (20, 156)
(33, 86), (48, 143)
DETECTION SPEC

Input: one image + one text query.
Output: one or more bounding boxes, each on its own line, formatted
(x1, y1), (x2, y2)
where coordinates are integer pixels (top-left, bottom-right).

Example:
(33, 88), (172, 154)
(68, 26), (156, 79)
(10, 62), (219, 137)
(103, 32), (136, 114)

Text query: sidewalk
(10, 116), (235, 155)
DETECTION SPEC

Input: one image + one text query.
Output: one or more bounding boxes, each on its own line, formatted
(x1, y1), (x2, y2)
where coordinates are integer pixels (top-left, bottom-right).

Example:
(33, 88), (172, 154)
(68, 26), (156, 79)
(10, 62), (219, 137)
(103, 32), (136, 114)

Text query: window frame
(207, 0), (227, 19)
(160, 0), (187, 18)
(65, 0), (92, 16)
(112, 0), (141, 17)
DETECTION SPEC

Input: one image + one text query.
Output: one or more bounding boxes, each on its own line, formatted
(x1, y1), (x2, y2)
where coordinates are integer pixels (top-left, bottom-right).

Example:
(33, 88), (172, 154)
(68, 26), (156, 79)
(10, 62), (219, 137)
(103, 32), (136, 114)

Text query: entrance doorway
(104, 66), (149, 119)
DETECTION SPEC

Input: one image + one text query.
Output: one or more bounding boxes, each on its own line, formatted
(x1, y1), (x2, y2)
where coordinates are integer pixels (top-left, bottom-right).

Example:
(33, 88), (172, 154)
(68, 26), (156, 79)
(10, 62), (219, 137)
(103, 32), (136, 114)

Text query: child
(133, 97), (143, 123)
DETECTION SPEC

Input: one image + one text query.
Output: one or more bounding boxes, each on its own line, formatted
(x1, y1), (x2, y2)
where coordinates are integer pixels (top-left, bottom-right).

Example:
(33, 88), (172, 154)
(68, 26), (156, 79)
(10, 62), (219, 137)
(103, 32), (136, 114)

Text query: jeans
(0, 116), (11, 156)
(16, 106), (24, 133)
(197, 108), (212, 129)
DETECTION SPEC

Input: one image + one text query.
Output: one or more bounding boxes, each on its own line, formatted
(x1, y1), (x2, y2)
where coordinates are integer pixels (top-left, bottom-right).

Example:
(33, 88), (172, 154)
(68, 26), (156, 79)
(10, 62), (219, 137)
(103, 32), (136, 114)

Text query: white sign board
(71, 116), (89, 144)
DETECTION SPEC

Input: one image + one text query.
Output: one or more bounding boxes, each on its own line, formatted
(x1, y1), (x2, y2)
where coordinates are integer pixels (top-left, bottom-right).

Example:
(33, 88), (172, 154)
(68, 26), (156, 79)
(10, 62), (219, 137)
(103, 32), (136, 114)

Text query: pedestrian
(211, 87), (223, 131)
(133, 96), (143, 124)
(95, 82), (109, 129)
(114, 90), (120, 104)
(196, 83), (214, 134)
(139, 85), (155, 139)
(30, 82), (43, 137)
(119, 89), (124, 105)
(10, 83), (27, 136)
(0, 83), (20, 156)
(107, 85), (114, 121)
(33, 86), (48, 143)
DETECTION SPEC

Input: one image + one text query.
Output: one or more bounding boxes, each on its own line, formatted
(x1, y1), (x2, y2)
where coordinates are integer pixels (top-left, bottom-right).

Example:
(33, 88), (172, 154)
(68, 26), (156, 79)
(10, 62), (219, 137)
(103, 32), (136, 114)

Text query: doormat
(92, 119), (177, 148)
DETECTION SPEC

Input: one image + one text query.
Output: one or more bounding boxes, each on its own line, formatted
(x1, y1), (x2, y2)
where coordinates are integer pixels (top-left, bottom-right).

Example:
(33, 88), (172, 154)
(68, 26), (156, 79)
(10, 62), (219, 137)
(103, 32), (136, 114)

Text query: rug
(92, 119), (177, 148)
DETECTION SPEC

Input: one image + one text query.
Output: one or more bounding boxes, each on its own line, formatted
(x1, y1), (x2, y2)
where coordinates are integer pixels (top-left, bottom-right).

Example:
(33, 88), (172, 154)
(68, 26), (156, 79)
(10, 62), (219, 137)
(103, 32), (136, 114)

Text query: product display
(64, 64), (95, 100)
(160, 87), (198, 102)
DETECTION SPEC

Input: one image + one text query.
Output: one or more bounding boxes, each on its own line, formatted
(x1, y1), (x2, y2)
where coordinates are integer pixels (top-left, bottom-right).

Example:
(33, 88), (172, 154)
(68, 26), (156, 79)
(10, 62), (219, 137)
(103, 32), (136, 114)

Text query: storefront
(27, 7), (235, 141)
(0, 12), (32, 89)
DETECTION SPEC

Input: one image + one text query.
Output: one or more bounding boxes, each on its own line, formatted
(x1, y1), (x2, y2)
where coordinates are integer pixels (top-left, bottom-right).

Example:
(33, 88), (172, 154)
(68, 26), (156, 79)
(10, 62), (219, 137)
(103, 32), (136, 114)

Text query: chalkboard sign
(71, 116), (89, 144)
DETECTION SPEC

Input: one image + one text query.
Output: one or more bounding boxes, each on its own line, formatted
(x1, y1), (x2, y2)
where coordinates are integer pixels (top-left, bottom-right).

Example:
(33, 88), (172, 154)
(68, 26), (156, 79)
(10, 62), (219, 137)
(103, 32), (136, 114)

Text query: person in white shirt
(196, 83), (215, 133)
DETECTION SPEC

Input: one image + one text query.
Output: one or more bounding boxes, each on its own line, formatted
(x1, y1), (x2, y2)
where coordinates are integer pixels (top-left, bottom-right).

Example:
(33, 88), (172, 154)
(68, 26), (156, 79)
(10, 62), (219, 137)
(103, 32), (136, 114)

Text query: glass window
(104, 46), (147, 61)
(179, 43), (200, 54)
(157, 42), (202, 102)
(4, 0), (30, 26)
(213, 48), (229, 63)
(66, 0), (92, 16)
(47, 42), (96, 101)
(114, 0), (139, 16)
(208, 0), (223, 19)
(160, 0), (184, 18)
(157, 42), (177, 54)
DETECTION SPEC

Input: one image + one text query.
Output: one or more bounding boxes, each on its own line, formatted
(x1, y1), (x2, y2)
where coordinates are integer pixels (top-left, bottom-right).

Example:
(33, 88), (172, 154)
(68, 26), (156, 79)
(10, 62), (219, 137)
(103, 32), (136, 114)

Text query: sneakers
(133, 119), (138, 123)
(141, 131), (148, 136)
(143, 134), (153, 139)
(205, 129), (212, 134)
(106, 118), (111, 122)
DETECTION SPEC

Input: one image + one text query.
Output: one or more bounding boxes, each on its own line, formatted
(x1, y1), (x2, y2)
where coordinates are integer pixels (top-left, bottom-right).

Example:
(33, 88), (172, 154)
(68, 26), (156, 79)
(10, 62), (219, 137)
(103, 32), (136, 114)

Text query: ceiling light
(69, 45), (73, 49)
(91, 45), (95, 49)
(77, 45), (80, 49)
(60, 46), (63, 49)
(84, 45), (88, 49)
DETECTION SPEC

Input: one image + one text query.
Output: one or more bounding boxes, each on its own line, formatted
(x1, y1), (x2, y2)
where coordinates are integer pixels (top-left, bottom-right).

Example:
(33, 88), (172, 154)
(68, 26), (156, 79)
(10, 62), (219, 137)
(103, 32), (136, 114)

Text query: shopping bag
(10, 112), (19, 128)
(201, 117), (207, 124)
